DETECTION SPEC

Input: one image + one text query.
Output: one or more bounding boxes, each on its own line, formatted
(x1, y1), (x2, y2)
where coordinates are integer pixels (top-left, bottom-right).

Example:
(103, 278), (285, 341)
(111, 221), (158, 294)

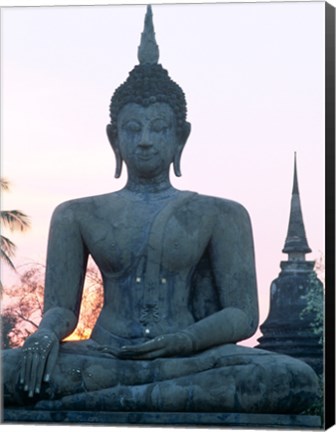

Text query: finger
(28, 353), (40, 397)
(19, 352), (27, 386)
(24, 351), (33, 392)
(118, 346), (155, 357)
(43, 341), (59, 382)
(117, 344), (154, 358)
(129, 348), (168, 360)
(35, 353), (47, 394)
(120, 338), (164, 355)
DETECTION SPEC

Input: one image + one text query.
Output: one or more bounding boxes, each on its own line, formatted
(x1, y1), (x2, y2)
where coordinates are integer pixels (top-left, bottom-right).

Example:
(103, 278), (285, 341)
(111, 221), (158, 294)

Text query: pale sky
(1, 1), (326, 347)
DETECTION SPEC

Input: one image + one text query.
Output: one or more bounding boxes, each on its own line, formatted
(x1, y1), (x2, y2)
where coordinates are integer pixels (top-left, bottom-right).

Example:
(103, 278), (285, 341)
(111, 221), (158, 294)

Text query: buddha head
(106, 6), (191, 178)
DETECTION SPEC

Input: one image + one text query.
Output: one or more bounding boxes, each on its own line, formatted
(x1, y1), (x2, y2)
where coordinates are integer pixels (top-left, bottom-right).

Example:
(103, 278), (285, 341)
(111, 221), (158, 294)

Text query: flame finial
(138, 5), (159, 65)
(282, 152), (311, 256)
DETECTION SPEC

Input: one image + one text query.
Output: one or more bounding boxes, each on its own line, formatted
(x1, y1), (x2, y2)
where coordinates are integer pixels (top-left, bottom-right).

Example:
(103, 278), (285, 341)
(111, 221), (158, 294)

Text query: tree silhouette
(1, 311), (19, 349)
(0, 178), (31, 293)
(65, 264), (104, 340)
(2, 265), (44, 347)
(2, 262), (104, 347)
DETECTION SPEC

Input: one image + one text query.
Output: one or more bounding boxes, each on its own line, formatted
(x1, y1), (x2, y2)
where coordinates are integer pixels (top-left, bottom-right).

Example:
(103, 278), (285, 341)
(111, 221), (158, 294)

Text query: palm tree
(1, 178), (31, 292)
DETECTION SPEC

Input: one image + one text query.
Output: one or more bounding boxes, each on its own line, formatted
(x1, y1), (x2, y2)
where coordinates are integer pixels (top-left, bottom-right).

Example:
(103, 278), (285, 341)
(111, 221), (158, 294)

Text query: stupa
(257, 153), (323, 375)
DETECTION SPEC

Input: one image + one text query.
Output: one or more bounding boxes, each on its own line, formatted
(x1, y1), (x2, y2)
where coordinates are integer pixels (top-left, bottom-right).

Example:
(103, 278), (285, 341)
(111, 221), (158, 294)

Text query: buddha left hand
(19, 329), (59, 397)
(118, 332), (194, 359)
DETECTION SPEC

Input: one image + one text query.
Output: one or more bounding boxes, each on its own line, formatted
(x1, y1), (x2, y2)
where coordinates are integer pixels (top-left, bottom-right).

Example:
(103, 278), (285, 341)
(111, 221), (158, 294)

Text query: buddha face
(114, 102), (182, 179)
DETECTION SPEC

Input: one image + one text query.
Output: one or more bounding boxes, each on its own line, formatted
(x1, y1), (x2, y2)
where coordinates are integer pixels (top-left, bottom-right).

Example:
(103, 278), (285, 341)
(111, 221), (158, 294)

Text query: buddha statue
(3, 6), (319, 414)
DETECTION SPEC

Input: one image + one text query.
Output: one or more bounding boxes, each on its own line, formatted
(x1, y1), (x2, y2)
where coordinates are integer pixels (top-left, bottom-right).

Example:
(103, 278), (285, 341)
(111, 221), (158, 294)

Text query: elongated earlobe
(114, 153), (123, 179)
(106, 124), (123, 178)
(173, 122), (191, 177)
(173, 153), (182, 177)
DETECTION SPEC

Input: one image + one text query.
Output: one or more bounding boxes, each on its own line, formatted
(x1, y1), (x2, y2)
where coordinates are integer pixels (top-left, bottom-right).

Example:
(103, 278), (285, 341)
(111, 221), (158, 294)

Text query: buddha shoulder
(191, 193), (252, 225)
(49, 192), (251, 229)
(49, 193), (117, 224)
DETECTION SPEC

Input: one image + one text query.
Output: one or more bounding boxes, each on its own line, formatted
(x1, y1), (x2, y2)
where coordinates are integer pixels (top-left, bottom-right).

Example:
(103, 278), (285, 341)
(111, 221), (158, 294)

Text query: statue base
(2, 409), (322, 428)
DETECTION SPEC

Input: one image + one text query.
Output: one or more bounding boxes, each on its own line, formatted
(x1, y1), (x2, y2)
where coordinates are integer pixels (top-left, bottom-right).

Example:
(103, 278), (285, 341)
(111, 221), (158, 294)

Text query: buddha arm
(182, 199), (259, 352)
(39, 201), (88, 340)
(181, 307), (251, 353)
(120, 199), (259, 359)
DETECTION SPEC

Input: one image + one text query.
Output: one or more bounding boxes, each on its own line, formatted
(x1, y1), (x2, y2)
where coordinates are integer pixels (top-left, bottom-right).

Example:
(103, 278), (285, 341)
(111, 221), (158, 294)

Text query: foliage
(1, 261), (104, 346)
(0, 178), (31, 294)
(299, 255), (324, 419)
(1, 311), (19, 349)
(65, 263), (104, 341)
(2, 265), (44, 347)
(300, 257), (324, 345)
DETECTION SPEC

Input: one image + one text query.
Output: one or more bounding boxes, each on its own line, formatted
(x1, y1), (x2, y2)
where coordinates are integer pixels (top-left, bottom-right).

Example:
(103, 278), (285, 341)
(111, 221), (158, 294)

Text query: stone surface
(257, 155), (323, 375)
(256, 261), (323, 374)
(2, 5), (321, 418)
(137, 5), (159, 65)
(282, 153), (312, 256)
(2, 409), (322, 428)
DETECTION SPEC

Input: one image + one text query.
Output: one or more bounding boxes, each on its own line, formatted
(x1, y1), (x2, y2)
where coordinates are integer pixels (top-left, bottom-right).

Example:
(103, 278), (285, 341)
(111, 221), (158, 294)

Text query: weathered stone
(2, 409), (322, 428)
(257, 154), (323, 375)
(2, 5), (320, 421)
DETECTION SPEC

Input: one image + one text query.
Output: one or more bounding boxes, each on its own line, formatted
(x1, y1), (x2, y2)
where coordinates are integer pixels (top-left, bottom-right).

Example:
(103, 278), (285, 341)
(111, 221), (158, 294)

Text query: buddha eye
(123, 120), (142, 133)
(151, 119), (170, 133)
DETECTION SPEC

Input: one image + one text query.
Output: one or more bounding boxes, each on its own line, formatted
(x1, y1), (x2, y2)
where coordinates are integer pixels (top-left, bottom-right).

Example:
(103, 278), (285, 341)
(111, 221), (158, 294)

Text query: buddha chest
(80, 191), (214, 278)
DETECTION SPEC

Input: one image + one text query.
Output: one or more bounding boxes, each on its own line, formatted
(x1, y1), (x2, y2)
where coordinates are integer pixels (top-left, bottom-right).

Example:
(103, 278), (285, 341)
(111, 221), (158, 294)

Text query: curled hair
(109, 64), (188, 138)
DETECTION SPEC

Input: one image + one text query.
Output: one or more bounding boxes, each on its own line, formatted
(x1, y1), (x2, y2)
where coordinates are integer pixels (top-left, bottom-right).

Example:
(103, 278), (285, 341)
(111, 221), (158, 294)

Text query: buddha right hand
(19, 329), (59, 398)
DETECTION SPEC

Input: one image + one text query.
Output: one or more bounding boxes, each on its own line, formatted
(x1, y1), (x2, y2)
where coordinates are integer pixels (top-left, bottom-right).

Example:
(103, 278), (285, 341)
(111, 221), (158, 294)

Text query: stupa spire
(282, 153), (312, 258)
(292, 152), (299, 195)
(138, 5), (159, 65)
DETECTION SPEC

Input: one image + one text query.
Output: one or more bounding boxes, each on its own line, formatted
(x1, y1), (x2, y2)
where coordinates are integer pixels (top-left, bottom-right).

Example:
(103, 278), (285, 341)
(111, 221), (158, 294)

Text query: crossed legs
(3, 341), (319, 413)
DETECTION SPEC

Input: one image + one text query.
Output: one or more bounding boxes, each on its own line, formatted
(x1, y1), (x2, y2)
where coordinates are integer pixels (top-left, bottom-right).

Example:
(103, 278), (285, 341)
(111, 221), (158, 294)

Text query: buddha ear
(106, 124), (123, 178)
(173, 122), (191, 177)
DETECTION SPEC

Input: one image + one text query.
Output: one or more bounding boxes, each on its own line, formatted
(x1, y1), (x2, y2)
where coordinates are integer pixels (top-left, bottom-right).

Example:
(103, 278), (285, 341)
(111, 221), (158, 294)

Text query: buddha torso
(68, 189), (218, 344)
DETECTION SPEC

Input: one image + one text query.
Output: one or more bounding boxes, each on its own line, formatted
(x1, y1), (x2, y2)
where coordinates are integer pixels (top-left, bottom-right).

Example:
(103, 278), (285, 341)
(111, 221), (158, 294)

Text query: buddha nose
(138, 127), (153, 148)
